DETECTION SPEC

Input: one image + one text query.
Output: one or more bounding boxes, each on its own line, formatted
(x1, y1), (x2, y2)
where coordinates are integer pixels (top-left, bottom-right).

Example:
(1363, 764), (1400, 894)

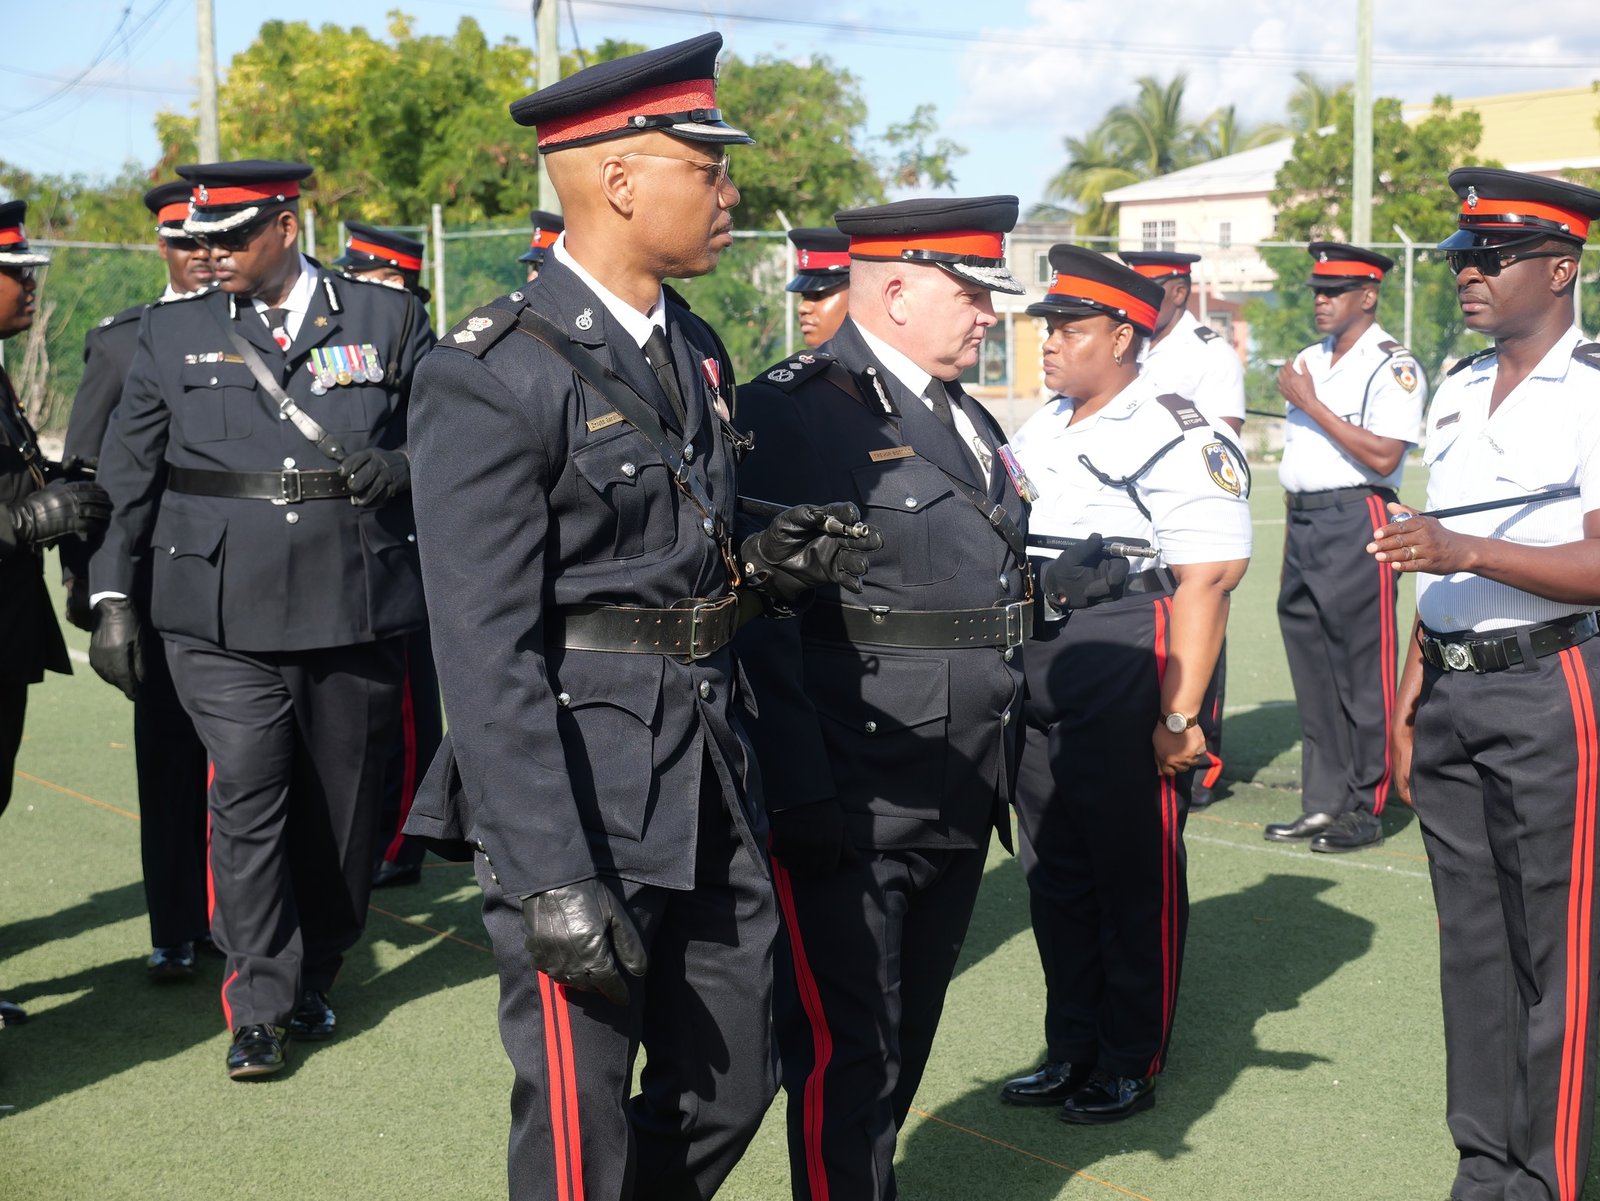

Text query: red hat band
(193, 181), (301, 206)
(156, 202), (191, 226)
(1048, 275), (1158, 332)
(797, 248), (850, 271)
(1311, 260), (1384, 281)
(1461, 195), (1590, 240)
(849, 230), (1004, 263)
(0, 227), (25, 247)
(536, 78), (716, 150)
(530, 228), (560, 251)
(347, 237), (422, 272)
(1129, 262), (1190, 279)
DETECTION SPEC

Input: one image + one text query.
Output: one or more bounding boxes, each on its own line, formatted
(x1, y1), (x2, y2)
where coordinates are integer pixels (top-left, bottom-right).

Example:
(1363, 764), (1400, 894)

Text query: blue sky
(7, 0), (1600, 215)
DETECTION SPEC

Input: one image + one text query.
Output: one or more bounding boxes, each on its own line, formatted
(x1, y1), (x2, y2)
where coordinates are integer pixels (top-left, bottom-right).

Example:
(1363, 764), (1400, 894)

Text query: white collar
(249, 255), (318, 314)
(552, 233), (665, 349)
(856, 323), (933, 401)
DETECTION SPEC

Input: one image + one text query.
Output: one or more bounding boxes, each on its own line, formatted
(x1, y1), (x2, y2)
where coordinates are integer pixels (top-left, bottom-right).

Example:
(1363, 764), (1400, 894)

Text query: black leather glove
(64, 577), (93, 632)
(339, 448), (410, 507)
(740, 502), (883, 606)
(89, 596), (145, 701)
(0, 481), (112, 555)
(1041, 533), (1132, 612)
(520, 879), (648, 1006)
(768, 798), (858, 880)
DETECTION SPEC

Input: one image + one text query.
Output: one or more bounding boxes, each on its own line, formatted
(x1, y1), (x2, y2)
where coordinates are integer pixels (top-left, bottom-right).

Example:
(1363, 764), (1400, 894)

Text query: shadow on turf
(1217, 701), (1303, 786)
(898, 873), (1374, 1195)
(0, 864), (490, 1107)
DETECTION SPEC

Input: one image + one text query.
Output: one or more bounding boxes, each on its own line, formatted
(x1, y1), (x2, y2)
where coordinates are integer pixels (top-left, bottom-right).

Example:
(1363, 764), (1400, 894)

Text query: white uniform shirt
(1139, 310), (1246, 428)
(1278, 322), (1426, 494)
(1415, 326), (1600, 633)
(248, 255), (319, 344)
(1011, 374), (1253, 573)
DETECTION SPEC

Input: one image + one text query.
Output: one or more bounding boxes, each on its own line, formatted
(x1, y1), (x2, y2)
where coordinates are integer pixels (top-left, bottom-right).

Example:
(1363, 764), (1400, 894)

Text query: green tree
(1287, 70), (1352, 133)
(1044, 126), (1141, 238)
(1198, 104), (1290, 159)
(1243, 95), (1490, 383)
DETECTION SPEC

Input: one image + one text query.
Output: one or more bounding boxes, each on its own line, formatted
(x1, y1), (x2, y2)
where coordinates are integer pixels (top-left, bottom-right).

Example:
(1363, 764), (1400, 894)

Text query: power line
(0, 64), (190, 97)
(4, 0), (180, 118)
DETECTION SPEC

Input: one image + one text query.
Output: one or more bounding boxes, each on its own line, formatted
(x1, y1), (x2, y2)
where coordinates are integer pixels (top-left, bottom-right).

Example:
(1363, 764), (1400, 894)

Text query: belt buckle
(684, 595), (732, 660)
(1442, 641), (1474, 672)
(274, 468), (303, 505)
(1002, 601), (1026, 649)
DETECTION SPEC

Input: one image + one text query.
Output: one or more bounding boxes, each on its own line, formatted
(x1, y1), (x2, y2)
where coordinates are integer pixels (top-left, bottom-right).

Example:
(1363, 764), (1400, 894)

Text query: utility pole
(535, 0), (560, 214)
(1352, 0), (1373, 244)
(196, 0), (220, 161)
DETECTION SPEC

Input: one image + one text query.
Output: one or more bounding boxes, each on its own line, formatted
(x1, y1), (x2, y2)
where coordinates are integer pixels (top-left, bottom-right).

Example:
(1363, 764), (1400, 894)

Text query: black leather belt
(550, 594), (739, 661)
(804, 600), (1032, 650)
(1285, 485), (1394, 512)
(1419, 612), (1598, 673)
(167, 465), (351, 504)
(1121, 568), (1175, 598)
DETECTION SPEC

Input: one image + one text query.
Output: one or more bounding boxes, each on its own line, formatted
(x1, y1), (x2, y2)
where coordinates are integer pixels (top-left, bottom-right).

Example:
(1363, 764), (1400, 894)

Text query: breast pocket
(174, 362), (256, 443)
(850, 459), (963, 586)
(570, 432), (677, 562)
(549, 652), (665, 842)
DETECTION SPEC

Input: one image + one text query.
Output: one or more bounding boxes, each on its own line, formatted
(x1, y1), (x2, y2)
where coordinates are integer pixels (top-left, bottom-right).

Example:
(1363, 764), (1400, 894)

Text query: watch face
(1165, 713), (1188, 734)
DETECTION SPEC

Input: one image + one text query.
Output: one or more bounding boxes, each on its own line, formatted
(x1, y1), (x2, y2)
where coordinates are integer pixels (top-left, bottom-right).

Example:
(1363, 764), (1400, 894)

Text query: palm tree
(1104, 75), (1204, 178)
(1044, 125), (1141, 238)
(1287, 69), (1352, 134)
(1199, 104), (1292, 159)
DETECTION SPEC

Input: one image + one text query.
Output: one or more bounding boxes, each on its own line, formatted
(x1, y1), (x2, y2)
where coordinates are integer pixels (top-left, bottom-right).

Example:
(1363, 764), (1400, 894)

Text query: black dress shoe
(0, 998), (26, 1027)
(196, 936), (225, 961)
(1263, 812), (1336, 842)
(146, 942), (196, 982)
(998, 1061), (1094, 1106)
(1310, 811), (1383, 853)
(371, 859), (423, 889)
(288, 990), (336, 1040)
(226, 1024), (286, 1079)
(1189, 782), (1215, 809)
(1058, 1071), (1156, 1124)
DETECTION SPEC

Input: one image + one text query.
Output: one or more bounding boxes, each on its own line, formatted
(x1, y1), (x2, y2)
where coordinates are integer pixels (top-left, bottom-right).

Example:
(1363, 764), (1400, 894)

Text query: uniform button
(904, 497), (917, 508)
(283, 457), (296, 469)
(208, 376), (218, 386)
(702, 518), (716, 535)
(621, 462), (637, 478)
(168, 546), (176, 555)
(556, 691), (571, 707)
(510, 291), (524, 302)
(279, 412), (288, 421)
(998, 573), (1009, 589)
(698, 681), (712, 699)
(407, 534), (416, 543)
(683, 442), (695, 463)
(865, 720), (878, 734)
(1002, 711), (1011, 726)
(490, 872), (499, 884)
(475, 839), (487, 852)
(285, 512), (299, 524)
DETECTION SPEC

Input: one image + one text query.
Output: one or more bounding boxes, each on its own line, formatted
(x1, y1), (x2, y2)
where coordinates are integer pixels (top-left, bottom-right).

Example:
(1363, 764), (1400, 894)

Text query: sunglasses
(164, 236), (205, 253)
(196, 220), (272, 254)
(619, 151), (734, 188)
(1444, 246), (1571, 277)
(0, 265), (39, 283)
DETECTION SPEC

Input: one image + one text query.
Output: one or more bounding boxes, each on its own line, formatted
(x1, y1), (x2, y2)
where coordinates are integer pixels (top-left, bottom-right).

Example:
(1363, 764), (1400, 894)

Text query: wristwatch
(1162, 711), (1199, 734)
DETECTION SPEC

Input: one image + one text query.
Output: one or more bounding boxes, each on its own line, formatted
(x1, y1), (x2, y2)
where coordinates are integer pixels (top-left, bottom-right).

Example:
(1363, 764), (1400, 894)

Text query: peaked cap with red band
(1028, 243), (1163, 336)
(1118, 250), (1201, 281)
(0, 200), (50, 267)
(334, 221), (426, 274)
(510, 33), (752, 153)
(519, 210), (565, 264)
(143, 181), (194, 239)
(785, 226), (850, 294)
(1438, 166), (1600, 251)
(835, 195), (1024, 295)
(1305, 241), (1394, 290)
(177, 160), (311, 235)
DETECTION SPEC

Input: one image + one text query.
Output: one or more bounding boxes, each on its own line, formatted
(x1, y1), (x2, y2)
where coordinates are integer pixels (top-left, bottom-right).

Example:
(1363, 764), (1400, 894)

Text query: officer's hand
(1390, 717), (1416, 808)
(741, 502), (883, 605)
(1041, 534), (1131, 611)
(1276, 360), (1319, 411)
(768, 798), (858, 880)
(89, 596), (144, 701)
(3, 481), (112, 553)
(1367, 504), (1469, 576)
(519, 879), (647, 1006)
(339, 448), (410, 507)
(1153, 722), (1205, 778)
(64, 577), (93, 632)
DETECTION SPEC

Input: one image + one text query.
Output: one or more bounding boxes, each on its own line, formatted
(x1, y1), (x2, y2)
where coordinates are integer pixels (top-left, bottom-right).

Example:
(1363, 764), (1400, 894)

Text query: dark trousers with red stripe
(477, 764), (777, 1201)
(1277, 490), (1399, 818)
(1413, 636), (1600, 1201)
(1016, 594), (1189, 1078)
(772, 841), (988, 1201)
(166, 637), (404, 1029)
(375, 627), (443, 873)
(1193, 643), (1227, 802)
(133, 630), (210, 948)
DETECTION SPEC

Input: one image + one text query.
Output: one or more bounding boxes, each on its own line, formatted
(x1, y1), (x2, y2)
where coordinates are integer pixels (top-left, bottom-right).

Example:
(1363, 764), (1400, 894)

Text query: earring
(1113, 350), (1123, 366)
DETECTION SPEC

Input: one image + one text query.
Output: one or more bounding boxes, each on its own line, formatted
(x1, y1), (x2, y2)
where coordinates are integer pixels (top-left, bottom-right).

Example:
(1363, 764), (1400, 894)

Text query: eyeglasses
(620, 151), (733, 188)
(0, 265), (39, 284)
(1444, 246), (1571, 277)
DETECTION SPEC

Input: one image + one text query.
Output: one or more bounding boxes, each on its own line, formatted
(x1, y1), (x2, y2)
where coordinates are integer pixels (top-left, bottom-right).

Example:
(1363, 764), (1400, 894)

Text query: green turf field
(4, 464), (1593, 1201)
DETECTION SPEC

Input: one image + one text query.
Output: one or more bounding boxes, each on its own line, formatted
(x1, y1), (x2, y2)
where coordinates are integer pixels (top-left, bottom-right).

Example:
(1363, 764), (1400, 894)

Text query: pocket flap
(152, 506), (226, 561)
(549, 649), (664, 725)
(808, 645), (949, 732)
(179, 361), (254, 390)
(1492, 445), (1574, 492)
(850, 459), (955, 514)
(572, 433), (661, 493)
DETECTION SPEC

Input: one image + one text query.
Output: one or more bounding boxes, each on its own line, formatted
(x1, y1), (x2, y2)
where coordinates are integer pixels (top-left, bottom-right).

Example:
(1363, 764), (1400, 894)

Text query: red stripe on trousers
(383, 645), (419, 862)
(1366, 495), (1396, 815)
(1556, 648), (1597, 1201)
(1149, 598), (1180, 1076)
(538, 971), (586, 1201)
(771, 851), (833, 1201)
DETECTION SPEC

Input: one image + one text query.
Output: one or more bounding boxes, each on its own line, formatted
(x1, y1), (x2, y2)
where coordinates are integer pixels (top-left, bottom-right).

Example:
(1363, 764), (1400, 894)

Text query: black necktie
(924, 378), (959, 435)
(642, 327), (686, 427)
(264, 307), (292, 352)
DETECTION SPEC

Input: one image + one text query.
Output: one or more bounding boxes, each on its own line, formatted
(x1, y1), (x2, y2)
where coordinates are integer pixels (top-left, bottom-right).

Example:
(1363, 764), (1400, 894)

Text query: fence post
(1392, 224), (1414, 350)
(303, 208), (316, 260)
(432, 204), (446, 336)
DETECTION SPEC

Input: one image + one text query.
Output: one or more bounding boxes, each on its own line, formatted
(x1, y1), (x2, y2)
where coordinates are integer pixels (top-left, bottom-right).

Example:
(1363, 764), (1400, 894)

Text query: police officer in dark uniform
(0, 201), (112, 1026)
(400, 36), (873, 1201)
(1372, 168), (1600, 1201)
(331, 221), (442, 890)
(62, 181), (215, 981)
(517, 209), (562, 281)
(785, 225), (850, 349)
(86, 161), (435, 1079)
(735, 196), (1030, 1200)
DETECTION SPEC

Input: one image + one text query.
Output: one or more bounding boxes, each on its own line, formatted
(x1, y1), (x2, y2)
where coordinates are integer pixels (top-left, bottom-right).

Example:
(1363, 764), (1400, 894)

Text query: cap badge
(799, 250), (810, 267)
(1466, 186), (1478, 209)
(466, 316), (494, 333)
(1318, 251), (1328, 262)
(575, 308), (594, 332)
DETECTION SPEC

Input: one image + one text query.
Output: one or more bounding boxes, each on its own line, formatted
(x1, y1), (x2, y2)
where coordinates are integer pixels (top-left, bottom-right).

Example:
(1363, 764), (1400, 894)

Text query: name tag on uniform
(869, 446), (914, 462)
(586, 411), (625, 433)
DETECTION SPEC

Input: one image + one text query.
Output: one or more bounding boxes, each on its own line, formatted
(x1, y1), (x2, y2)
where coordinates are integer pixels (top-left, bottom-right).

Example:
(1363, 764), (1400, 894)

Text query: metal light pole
(196, 0), (220, 160)
(1352, 0), (1374, 244)
(1392, 224), (1415, 348)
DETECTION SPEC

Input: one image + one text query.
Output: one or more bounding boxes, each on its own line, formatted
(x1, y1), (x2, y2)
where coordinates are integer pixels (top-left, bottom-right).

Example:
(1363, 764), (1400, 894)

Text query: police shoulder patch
(756, 352), (834, 392)
(1573, 342), (1600, 372)
(444, 303), (520, 358)
(1390, 358), (1420, 392)
(1447, 346), (1496, 377)
(1202, 440), (1245, 497)
(1194, 324), (1221, 343)
(1155, 393), (1208, 431)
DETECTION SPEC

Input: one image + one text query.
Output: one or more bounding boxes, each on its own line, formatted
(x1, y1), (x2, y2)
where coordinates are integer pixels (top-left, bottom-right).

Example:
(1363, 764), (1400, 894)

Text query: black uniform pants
(134, 633), (210, 948)
(1017, 594), (1189, 1078)
(478, 760), (777, 1201)
(772, 841), (988, 1201)
(375, 627), (443, 872)
(1277, 491), (1399, 818)
(166, 637), (404, 1030)
(0, 676), (26, 820)
(1196, 642), (1226, 796)
(1413, 635), (1600, 1201)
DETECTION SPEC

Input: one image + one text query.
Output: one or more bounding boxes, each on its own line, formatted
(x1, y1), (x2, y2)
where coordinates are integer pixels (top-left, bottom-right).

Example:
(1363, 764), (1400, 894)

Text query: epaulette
(154, 288), (210, 307)
(1377, 338), (1417, 361)
(94, 303), (145, 329)
(1194, 324), (1221, 343)
(755, 351), (835, 392)
(1447, 346), (1496, 377)
(1573, 343), (1600, 372)
(1155, 393), (1209, 432)
(441, 301), (525, 359)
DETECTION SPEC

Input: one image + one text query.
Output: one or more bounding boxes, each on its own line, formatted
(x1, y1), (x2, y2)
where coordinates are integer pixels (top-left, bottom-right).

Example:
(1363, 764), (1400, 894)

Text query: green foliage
(1243, 95), (1491, 381)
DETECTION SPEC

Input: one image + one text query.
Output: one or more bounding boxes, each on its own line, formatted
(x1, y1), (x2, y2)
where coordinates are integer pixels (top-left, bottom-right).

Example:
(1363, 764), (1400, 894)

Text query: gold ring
(1408, 545), (1417, 561)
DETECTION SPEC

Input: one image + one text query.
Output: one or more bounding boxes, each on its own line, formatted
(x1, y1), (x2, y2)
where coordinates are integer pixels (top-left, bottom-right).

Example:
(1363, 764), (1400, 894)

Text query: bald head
(849, 258), (997, 381)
